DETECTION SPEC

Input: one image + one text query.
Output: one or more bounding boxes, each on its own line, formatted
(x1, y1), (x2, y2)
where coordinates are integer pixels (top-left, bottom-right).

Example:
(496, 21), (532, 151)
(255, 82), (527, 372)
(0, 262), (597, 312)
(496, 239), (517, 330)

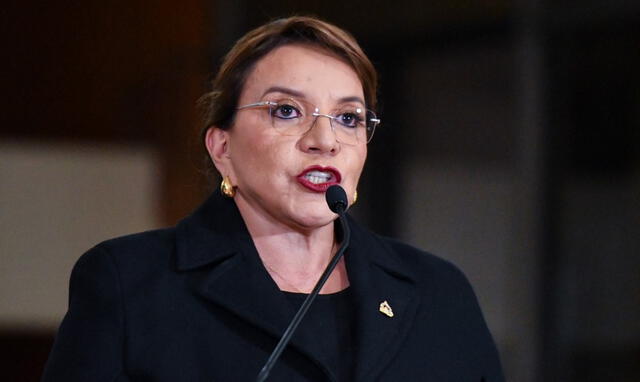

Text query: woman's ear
(204, 126), (231, 174)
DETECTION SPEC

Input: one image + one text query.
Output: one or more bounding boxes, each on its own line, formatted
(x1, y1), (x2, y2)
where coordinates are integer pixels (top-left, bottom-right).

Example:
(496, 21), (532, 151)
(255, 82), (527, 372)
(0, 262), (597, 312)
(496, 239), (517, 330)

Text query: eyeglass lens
(266, 98), (377, 144)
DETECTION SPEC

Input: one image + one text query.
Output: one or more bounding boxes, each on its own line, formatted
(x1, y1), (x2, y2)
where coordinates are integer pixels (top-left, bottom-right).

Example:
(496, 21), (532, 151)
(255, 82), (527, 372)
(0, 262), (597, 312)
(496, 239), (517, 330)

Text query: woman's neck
(234, 196), (349, 294)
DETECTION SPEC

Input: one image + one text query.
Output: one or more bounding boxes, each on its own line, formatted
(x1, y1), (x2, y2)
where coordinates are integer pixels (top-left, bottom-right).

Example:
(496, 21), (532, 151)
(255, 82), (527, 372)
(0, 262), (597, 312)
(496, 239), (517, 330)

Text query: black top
(284, 288), (355, 382)
(42, 191), (505, 381)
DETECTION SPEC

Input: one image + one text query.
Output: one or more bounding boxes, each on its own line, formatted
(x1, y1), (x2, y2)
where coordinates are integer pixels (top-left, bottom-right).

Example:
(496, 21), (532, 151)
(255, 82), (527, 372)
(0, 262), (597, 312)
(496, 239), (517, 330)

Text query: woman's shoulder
(381, 235), (460, 271)
(76, 227), (178, 271)
(97, 227), (177, 252)
(368, 232), (475, 293)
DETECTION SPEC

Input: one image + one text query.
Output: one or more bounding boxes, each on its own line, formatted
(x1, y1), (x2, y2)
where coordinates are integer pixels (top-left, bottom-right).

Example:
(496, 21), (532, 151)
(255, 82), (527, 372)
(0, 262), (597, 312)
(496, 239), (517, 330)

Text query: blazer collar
(175, 192), (421, 381)
(175, 190), (250, 271)
(174, 192), (297, 336)
(174, 192), (334, 375)
(344, 217), (421, 381)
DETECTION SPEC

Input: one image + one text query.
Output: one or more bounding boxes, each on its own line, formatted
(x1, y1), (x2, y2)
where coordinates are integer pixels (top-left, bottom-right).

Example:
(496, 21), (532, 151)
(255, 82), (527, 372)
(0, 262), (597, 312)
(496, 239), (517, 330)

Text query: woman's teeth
(304, 171), (332, 184)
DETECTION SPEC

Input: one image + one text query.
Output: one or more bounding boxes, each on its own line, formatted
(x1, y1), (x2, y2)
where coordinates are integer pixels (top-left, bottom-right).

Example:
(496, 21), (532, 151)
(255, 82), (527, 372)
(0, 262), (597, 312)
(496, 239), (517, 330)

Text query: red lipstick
(296, 165), (341, 192)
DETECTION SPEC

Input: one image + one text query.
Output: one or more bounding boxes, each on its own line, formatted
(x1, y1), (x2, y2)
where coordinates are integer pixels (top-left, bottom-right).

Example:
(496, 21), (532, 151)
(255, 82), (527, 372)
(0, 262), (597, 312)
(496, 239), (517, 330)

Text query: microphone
(325, 184), (348, 214)
(255, 185), (352, 382)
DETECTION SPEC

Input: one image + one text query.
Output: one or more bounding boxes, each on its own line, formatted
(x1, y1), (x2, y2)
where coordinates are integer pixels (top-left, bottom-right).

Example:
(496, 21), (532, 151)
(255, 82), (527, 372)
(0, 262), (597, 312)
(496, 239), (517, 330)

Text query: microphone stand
(255, 205), (350, 382)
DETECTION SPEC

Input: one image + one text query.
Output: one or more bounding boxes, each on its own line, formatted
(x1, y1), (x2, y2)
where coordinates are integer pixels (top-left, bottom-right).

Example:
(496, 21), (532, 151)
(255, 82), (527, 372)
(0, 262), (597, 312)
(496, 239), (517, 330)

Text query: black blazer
(42, 192), (504, 381)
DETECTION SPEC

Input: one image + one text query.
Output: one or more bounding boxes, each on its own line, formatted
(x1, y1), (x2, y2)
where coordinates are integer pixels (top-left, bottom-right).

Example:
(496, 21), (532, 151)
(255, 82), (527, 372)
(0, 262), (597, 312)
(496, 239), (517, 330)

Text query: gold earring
(352, 190), (358, 205)
(220, 176), (235, 198)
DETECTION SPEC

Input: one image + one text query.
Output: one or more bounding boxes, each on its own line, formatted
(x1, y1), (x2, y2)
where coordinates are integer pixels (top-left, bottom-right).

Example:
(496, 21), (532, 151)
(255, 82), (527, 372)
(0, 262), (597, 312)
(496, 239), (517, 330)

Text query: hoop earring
(352, 190), (358, 205)
(220, 176), (236, 198)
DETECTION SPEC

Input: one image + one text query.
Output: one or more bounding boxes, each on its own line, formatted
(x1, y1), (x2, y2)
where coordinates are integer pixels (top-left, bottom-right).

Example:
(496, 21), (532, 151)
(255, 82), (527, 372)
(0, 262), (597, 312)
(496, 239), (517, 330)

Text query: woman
(43, 16), (504, 381)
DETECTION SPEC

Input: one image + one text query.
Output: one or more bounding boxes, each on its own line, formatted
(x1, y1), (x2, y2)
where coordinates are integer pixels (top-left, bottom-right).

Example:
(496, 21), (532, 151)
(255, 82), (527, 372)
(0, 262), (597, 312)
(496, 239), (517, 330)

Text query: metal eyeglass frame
(237, 100), (381, 144)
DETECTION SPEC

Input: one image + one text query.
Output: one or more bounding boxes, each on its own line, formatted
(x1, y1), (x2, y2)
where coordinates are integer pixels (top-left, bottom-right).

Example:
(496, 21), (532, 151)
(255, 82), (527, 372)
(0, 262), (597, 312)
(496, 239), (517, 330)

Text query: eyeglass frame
(236, 99), (381, 145)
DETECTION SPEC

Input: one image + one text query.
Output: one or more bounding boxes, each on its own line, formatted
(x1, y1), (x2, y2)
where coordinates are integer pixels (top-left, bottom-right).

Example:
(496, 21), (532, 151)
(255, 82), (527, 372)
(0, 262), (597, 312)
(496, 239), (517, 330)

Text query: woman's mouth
(296, 166), (341, 192)
(304, 170), (332, 184)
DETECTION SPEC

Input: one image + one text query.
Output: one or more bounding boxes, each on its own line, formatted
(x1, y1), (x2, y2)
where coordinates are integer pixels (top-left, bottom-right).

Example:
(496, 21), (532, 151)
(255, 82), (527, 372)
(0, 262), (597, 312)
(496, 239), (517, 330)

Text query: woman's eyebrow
(261, 86), (305, 98)
(338, 96), (365, 105)
(261, 86), (365, 106)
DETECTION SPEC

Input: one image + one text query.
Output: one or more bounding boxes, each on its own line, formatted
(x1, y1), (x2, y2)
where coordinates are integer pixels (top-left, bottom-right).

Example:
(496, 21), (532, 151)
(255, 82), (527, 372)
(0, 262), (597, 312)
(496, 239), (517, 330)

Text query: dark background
(2, 1), (638, 381)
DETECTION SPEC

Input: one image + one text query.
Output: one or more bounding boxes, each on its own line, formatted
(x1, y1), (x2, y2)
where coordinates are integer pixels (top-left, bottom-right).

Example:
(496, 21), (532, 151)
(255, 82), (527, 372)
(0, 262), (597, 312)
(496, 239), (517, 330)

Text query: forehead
(239, 44), (364, 104)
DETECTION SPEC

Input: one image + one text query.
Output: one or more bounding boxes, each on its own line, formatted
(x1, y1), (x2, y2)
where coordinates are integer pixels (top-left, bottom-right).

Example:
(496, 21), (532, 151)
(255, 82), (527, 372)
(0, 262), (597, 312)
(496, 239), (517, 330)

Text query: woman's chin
(287, 205), (337, 232)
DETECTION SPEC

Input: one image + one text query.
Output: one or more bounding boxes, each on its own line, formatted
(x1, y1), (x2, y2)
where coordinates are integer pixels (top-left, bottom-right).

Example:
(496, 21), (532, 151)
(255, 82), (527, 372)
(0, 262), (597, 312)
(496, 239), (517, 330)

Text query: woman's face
(208, 44), (368, 231)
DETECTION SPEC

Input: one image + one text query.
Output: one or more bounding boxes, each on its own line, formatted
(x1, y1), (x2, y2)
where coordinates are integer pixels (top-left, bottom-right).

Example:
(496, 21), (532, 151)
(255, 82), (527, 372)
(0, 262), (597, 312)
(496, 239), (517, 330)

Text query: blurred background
(1, 1), (638, 381)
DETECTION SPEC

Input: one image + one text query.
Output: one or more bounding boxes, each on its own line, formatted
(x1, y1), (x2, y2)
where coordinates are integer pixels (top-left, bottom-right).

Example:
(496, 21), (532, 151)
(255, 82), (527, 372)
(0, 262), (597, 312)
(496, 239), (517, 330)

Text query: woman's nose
(298, 115), (340, 154)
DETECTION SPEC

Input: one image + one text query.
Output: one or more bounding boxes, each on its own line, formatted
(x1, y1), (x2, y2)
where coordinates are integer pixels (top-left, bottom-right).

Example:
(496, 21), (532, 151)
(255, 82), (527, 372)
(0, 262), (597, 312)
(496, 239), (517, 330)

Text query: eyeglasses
(237, 97), (380, 145)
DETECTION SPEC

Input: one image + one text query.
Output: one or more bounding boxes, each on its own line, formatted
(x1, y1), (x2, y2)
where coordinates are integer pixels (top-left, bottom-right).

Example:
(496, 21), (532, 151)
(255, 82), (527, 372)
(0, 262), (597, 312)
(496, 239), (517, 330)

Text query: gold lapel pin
(379, 300), (394, 317)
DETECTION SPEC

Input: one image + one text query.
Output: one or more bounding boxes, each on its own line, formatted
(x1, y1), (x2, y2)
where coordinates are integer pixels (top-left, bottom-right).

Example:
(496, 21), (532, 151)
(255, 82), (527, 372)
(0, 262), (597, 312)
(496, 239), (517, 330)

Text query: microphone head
(325, 185), (348, 214)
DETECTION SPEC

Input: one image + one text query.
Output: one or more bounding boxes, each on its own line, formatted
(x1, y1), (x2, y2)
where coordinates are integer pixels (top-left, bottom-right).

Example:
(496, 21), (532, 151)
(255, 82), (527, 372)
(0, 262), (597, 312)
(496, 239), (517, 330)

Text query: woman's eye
(272, 103), (301, 119)
(336, 112), (363, 128)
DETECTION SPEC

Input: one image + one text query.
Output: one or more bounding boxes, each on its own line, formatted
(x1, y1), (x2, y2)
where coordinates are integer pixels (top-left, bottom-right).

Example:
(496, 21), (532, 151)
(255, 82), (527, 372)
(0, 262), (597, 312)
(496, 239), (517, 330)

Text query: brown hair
(198, 16), (378, 175)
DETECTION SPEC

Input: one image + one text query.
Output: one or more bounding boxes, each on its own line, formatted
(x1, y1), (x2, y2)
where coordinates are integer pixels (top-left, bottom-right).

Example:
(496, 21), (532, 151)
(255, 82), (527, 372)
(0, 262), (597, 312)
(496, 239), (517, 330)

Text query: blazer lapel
(345, 219), (421, 382)
(174, 192), (334, 378)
